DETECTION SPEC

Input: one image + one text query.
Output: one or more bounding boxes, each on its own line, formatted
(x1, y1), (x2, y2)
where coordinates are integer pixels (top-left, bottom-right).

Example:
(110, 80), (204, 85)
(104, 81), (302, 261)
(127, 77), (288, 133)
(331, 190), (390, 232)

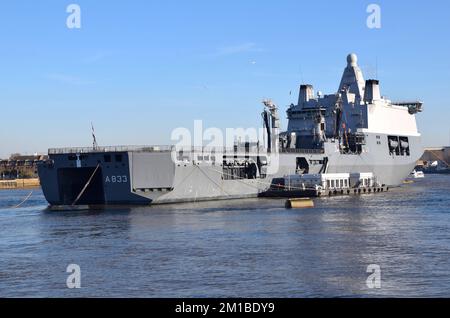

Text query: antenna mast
(91, 122), (98, 150)
(376, 56), (378, 79)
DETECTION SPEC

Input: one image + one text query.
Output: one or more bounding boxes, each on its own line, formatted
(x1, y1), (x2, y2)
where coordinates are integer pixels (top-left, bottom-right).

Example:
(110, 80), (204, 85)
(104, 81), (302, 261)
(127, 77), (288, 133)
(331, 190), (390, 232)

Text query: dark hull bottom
(423, 170), (450, 175)
(46, 194), (263, 210)
(260, 190), (317, 198)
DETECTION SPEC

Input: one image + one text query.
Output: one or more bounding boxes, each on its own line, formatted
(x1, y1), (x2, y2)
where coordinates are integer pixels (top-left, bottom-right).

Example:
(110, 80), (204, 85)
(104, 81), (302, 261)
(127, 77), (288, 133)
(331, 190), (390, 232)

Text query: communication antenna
(91, 122), (98, 150)
(299, 65), (305, 84)
(376, 56), (378, 79)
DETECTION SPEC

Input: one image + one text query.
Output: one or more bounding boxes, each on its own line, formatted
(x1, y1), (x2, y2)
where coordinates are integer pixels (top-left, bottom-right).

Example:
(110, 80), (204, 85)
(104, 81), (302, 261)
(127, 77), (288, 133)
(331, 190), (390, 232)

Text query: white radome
(347, 53), (358, 66)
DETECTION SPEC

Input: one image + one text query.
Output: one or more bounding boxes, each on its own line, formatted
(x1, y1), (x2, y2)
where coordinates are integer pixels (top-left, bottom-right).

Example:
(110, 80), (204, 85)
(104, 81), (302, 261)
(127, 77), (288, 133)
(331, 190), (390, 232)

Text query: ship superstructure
(38, 54), (423, 206)
(281, 54), (422, 153)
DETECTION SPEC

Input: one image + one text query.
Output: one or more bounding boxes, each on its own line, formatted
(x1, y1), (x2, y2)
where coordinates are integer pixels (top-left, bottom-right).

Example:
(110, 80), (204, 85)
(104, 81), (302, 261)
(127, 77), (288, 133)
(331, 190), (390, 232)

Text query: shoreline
(0, 178), (40, 190)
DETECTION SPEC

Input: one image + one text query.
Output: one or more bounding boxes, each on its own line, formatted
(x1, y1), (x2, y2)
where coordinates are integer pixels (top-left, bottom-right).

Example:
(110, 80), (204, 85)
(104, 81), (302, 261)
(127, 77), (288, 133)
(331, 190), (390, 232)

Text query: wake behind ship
(38, 54), (423, 207)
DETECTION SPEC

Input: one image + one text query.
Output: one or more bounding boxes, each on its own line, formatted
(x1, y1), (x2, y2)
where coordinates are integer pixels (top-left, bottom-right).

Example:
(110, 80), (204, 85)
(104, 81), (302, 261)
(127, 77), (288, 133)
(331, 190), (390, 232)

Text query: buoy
(285, 198), (314, 209)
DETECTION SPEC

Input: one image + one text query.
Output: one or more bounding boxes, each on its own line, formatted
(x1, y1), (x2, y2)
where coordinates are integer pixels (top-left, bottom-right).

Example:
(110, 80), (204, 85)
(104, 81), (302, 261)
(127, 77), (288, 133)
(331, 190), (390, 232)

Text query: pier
(261, 172), (390, 198)
(0, 178), (40, 190)
(263, 185), (389, 198)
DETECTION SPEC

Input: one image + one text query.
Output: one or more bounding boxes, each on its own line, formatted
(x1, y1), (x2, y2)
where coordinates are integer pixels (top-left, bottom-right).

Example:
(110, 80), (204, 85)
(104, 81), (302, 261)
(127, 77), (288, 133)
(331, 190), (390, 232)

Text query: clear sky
(1, 0), (449, 158)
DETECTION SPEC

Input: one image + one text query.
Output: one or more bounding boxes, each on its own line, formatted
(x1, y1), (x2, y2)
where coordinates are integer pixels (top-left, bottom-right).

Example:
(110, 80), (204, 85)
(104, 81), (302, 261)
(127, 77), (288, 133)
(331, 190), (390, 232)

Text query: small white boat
(411, 170), (425, 179)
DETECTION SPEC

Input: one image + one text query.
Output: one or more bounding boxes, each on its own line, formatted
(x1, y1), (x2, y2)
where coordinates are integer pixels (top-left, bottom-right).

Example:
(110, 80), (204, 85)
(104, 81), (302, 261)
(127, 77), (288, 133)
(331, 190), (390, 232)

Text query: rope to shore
(11, 191), (33, 209)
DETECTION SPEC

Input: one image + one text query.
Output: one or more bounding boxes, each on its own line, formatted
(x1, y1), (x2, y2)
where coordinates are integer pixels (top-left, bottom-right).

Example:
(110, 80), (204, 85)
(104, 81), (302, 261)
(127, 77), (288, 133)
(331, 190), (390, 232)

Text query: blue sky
(1, 0), (449, 158)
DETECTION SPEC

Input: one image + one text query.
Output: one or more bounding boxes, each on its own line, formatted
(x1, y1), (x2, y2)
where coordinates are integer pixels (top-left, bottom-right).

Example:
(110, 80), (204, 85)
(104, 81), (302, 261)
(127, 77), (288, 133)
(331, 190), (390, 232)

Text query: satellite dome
(347, 53), (358, 66)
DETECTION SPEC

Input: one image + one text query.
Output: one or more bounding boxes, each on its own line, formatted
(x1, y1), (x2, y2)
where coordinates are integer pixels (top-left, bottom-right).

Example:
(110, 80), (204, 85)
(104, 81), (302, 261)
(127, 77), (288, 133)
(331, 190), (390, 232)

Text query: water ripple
(0, 175), (449, 297)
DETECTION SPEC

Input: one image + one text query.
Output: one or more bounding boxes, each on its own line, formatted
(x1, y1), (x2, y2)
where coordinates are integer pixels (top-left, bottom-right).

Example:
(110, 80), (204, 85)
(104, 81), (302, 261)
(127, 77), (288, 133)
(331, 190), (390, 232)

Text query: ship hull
(37, 133), (422, 207)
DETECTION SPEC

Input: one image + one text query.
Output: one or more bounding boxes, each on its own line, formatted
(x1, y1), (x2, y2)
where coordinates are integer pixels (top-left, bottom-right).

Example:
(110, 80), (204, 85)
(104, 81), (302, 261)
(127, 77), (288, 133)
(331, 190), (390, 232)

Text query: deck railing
(48, 145), (174, 154)
(48, 145), (269, 155)
(279, 148), (325, 154)
(48, 145), (326, 155)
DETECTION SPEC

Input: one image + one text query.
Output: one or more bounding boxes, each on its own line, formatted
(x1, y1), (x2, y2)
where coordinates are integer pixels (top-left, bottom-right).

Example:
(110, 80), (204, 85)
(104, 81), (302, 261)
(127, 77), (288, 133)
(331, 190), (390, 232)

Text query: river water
(0, 175), (449, 297)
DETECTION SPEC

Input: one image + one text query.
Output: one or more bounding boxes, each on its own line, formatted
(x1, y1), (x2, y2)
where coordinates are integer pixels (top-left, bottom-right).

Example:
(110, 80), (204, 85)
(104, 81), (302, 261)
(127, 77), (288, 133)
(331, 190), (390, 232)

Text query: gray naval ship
(38, 54), (423, 206)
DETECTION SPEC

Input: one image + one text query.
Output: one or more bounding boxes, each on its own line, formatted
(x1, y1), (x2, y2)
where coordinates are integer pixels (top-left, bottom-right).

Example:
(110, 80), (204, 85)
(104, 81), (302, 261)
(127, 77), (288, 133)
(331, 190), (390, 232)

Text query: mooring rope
(71, 164), (101, 206)
(11, 190), (33, 209)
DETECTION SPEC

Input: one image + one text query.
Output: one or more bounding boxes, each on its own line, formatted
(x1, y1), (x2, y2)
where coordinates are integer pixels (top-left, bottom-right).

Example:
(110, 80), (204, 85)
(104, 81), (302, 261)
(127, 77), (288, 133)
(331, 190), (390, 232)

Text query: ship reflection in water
(0, 175), (449, 297)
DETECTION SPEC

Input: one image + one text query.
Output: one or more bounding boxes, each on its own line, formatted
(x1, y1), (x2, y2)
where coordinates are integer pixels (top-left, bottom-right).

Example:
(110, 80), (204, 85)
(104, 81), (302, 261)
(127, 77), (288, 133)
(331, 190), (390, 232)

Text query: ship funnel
(298, 84), (314, 106)
(364, 79), (381, 103)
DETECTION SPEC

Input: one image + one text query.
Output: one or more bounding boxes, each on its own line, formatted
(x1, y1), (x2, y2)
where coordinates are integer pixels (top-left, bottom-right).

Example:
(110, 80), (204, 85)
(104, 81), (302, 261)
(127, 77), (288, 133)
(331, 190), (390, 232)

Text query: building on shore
(0, 154), (48, 180)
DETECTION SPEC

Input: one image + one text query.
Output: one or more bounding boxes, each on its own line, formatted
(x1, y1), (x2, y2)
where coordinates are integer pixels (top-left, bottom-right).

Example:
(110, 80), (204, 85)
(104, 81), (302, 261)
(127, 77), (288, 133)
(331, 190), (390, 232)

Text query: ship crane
(262, 99), (280, 153)
(262, 99), (277, 112)
(393, 101), (423, 114)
